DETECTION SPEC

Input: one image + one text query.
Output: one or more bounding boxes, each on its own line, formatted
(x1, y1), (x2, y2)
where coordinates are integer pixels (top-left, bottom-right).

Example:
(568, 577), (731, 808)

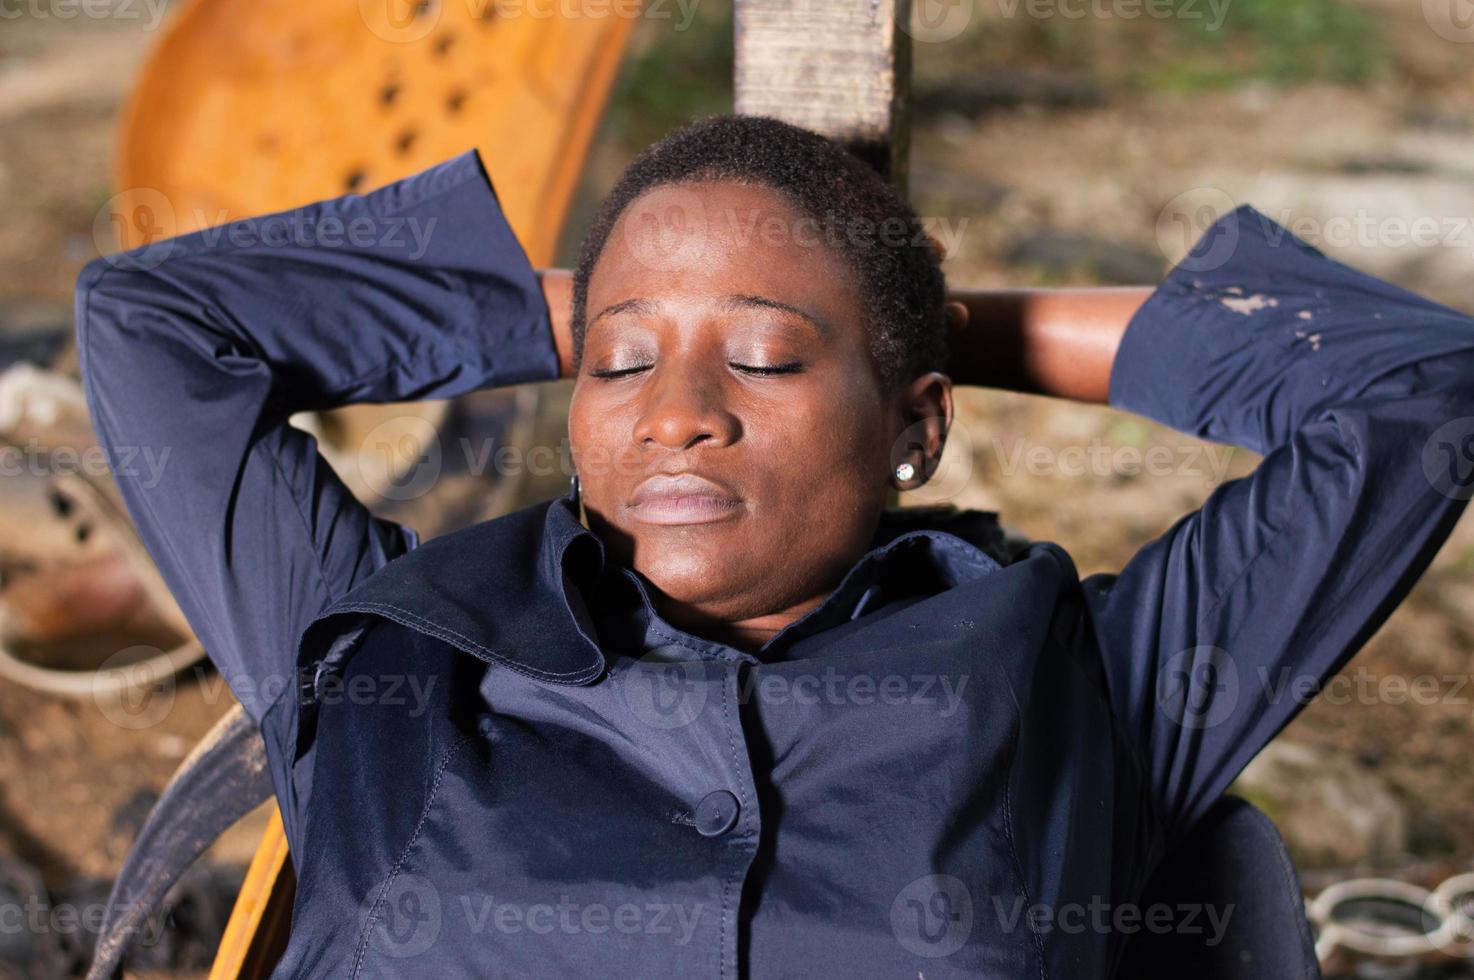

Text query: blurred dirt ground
(1, 0), (1472, 975)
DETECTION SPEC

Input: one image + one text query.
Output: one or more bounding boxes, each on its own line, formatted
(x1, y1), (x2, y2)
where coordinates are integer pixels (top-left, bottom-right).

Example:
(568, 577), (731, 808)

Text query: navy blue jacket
(75, 148), (1474, 978)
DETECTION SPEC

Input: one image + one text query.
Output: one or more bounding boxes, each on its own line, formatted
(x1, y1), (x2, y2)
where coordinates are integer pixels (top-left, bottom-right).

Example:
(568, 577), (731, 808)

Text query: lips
(628, 472), (744, 526)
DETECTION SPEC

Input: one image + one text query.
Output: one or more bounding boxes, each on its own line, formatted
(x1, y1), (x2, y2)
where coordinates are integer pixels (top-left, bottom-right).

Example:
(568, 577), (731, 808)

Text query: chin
(630, 538), (746, 609)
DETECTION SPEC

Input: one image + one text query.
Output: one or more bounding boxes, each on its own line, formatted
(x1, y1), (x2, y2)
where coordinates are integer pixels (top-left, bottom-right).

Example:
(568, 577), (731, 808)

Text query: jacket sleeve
(1083, 204), (1474, 846)
(74, 148), (559, 723)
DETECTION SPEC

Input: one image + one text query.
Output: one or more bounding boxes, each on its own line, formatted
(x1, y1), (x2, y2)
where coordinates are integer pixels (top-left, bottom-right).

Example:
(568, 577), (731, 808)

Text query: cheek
(748, 391), (893, 519)
(786, 411), (884, 479)
(566, 389), (632, 493)
(798, 381), (892, 466)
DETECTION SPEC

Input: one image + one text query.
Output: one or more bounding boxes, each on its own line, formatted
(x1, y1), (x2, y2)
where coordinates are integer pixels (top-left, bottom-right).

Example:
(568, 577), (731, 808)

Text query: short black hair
(570, 114), (949, 393)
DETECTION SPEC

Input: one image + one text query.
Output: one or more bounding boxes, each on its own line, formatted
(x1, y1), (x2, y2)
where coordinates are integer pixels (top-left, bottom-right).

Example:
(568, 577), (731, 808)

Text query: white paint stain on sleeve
(1294, 329), (1323, 351)
(1220, 293), (1280, 315)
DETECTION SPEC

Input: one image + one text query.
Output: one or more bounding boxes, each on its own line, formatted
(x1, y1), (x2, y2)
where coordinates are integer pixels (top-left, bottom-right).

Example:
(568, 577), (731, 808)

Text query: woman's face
(568, 180), (950, 638)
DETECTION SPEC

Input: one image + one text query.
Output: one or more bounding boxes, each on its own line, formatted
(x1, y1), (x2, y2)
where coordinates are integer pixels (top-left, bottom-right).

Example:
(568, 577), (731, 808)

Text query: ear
(888, 371), (954, 491)
(943, 299), (969, 333)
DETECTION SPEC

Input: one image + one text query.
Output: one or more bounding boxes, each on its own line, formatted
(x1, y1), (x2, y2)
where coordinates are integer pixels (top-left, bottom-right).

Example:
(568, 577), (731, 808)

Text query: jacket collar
(296, 482), (1015, 688)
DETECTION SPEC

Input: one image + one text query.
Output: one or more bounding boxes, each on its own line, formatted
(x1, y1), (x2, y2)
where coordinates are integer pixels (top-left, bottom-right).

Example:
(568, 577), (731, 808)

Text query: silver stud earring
(895, 462), (916, 482)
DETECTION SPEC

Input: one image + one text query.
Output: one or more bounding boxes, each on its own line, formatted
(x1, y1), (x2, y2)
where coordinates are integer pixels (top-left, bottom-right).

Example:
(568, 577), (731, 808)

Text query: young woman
(76, 114), (1474, 978)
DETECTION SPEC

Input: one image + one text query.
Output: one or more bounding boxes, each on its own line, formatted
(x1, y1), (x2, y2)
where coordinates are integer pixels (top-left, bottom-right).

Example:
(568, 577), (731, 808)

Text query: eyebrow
(589, 297), (658, 327)
(721, 294), (831, 337)
(588, 294), (831, 338)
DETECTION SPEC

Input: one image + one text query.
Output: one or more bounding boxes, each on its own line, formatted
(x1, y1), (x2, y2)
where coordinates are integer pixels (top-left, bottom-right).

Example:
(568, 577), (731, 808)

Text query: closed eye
(588, 364), (652, 379)
(590, 362), (804, 379)
(731, 362), (803, 376)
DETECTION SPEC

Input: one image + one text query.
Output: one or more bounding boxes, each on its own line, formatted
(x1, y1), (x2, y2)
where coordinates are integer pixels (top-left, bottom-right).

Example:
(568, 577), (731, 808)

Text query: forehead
(586, 180), (860, 318)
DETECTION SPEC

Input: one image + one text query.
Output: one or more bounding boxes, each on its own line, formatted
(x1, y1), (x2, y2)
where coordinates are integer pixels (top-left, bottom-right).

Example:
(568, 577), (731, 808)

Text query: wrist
(538, 269), (575, 379)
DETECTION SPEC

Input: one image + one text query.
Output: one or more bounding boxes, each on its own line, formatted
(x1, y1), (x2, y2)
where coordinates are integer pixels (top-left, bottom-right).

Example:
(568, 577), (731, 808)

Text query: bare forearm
(539, 268), (576, 380)
(943, 287), (1151, 403)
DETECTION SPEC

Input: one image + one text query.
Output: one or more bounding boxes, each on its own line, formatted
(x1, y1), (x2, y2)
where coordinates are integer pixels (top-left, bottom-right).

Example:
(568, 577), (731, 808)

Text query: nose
(632, 364), (740, 451)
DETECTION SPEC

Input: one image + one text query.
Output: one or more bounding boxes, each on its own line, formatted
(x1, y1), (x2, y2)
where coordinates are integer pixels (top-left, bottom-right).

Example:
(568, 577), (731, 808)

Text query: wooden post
(734, 0), (913, 199)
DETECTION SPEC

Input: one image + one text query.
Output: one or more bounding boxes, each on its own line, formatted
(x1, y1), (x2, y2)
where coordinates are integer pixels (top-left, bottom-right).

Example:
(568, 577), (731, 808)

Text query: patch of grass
(920, 0), (1386, 98)
(1147, 0), (1386, 90)
(603, 3), (734, 152)
(1450, 545), (1474, 577)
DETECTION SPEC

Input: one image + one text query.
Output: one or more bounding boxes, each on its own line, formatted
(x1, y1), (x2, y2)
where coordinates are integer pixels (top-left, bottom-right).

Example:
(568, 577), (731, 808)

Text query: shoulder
(295, 498), (559, 688)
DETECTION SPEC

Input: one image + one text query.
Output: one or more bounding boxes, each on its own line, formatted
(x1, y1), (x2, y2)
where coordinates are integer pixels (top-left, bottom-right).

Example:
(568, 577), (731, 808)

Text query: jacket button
(694, 790), (740, 837)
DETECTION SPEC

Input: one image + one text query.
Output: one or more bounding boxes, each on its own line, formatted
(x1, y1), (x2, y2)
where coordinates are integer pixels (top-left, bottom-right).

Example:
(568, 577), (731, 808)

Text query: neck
(657, 592), (831, 654)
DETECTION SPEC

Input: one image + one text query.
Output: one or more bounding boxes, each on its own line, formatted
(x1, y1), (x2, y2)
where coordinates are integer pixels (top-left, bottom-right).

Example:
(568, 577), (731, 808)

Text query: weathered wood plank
(734, 0), (913, 196)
